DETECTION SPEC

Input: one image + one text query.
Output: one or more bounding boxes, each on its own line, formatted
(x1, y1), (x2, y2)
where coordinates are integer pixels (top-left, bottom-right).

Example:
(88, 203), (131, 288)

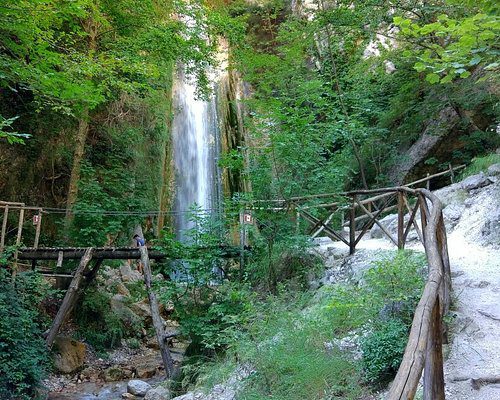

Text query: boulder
(52, 336), (86, 374)
(102, 366), (133, 382)
(131, 299), (152, 319)
(116, 282), (131, 296)
(80, 366), (99, 381)
(487, 163), (500, 176)
(128, 380), (152, 397)
(144, 386), (171, 400)
(110, 294), (142, 325)
(135, 361), (158, 379)
(120, 263), (143, 283)
(461, 172), (492, 191)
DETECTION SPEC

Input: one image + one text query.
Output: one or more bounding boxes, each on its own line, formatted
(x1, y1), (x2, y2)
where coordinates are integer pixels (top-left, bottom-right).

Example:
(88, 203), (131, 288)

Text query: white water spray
(172, 70), (220, 241)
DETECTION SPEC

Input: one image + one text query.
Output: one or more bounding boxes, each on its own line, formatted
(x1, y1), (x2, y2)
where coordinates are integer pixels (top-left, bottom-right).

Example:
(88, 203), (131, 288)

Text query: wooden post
(34, 209), (42, 248)
(239, 210), (246, 279)
(449, 163), (454, 184)
(397, 191), (405, 250)
(423, 299), (445, 400)
(419, 194), (428, 245)
(139, 246), (175, 377)
(56, 251), (64, 270)
(0, 205), (9, 253)
(46, 248), (94, 348)
(426, 173), (431, 190)
(349, 196), (356, 254)
(13, 207), (25, 273)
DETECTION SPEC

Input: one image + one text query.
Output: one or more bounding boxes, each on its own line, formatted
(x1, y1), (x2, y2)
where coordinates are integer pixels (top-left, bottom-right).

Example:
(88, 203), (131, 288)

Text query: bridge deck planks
(17, 246), (241, 261)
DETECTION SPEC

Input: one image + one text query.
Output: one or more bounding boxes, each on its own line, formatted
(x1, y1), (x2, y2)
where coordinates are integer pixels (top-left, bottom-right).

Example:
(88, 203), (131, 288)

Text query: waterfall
(172, 70), (221, 242)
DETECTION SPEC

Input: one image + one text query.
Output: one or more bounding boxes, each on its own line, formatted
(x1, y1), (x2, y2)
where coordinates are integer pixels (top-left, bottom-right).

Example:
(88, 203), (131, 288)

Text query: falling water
(172, 70), (220, 242)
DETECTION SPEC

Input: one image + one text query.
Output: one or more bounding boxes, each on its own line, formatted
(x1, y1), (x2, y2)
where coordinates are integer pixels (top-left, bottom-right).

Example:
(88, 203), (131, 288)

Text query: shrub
(0, 270), (50, 399)
(75, 285), (143, 351)
(361, 319), (408, 384)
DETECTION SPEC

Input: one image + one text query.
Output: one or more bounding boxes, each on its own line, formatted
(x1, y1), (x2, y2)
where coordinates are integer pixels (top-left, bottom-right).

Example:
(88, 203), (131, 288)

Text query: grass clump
(459, 152), (500, 180)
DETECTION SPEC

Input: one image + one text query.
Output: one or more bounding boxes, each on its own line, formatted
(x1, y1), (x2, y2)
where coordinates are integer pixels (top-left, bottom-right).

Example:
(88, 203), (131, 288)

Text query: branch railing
(291, 187), (451, 399)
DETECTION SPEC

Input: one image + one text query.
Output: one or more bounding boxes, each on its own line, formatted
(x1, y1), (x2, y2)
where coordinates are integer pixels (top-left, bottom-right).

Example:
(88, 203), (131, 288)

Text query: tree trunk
(65, 18), (98, 226)
(65, 112), (89, 223)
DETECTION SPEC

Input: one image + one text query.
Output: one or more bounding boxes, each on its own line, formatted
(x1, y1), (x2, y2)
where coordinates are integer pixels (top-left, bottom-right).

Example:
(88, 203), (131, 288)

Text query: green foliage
(75, 285), (142, 351)
(459, 152), (500, 179)
(187, 250), (426, 397)
(0, 270), (51, 399)
(395, 1), (499, 84)
(0, 116), (30, 144)
(361, 319), (408, 384)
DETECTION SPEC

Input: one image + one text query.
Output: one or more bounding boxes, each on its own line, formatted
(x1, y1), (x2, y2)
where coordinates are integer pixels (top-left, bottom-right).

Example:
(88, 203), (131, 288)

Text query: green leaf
(425, 73), (441, 84)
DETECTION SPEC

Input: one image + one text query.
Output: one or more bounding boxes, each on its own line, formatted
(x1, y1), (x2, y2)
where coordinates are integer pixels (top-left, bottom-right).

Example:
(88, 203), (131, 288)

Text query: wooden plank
(17, 246), (241, 261)
(300, 209), (349, 245)
(349, 196), (356, 254)
(423, 299), (445, 400)
(46, 248), (94, 348)
(13, 208), (25, 273)
(419, 194), (429, 245)
(0, 205), (9, 253)
(139, 246), (174, 377)
(403, 196), (424, 244)
(355, 199), (398, 246)
(56, 251), (64, 269)
(34, 209), (42, 248)
(311, 211), (335, 238)
(397, 191), (405, 249)
(402, 200), (419, 243)
(354, 194), (396, 247)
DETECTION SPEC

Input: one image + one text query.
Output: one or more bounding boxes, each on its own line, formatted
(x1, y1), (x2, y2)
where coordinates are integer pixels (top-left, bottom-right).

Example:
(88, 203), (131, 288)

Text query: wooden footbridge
(0, 200), (239, 379)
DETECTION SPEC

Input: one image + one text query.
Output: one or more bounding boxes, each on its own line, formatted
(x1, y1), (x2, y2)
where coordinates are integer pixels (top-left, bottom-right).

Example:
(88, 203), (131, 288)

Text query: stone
(131, 299), (152, 319)
(116, 282), (131, 296)
(102, 366), (132, 382)
(52, 336), (86, 374)
(80, 366), (99, 381)
(120, 263), (143, 283)
(144, 386), (171, 400)
(128, 380), (152, 397)
(487, 163), (500, 176)
(135, 362), (158, 379)
(111, 294), (141, 325)
(145, 336), (160, 350)
(461, 172), (492, 191)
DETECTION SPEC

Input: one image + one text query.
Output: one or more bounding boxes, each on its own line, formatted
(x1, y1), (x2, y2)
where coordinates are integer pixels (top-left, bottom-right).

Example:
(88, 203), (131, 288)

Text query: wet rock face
(52, 336), (86, 374)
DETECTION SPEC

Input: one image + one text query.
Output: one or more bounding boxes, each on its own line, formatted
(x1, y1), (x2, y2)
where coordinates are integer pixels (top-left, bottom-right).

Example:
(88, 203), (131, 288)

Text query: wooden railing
(293, 187), (451, 399)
